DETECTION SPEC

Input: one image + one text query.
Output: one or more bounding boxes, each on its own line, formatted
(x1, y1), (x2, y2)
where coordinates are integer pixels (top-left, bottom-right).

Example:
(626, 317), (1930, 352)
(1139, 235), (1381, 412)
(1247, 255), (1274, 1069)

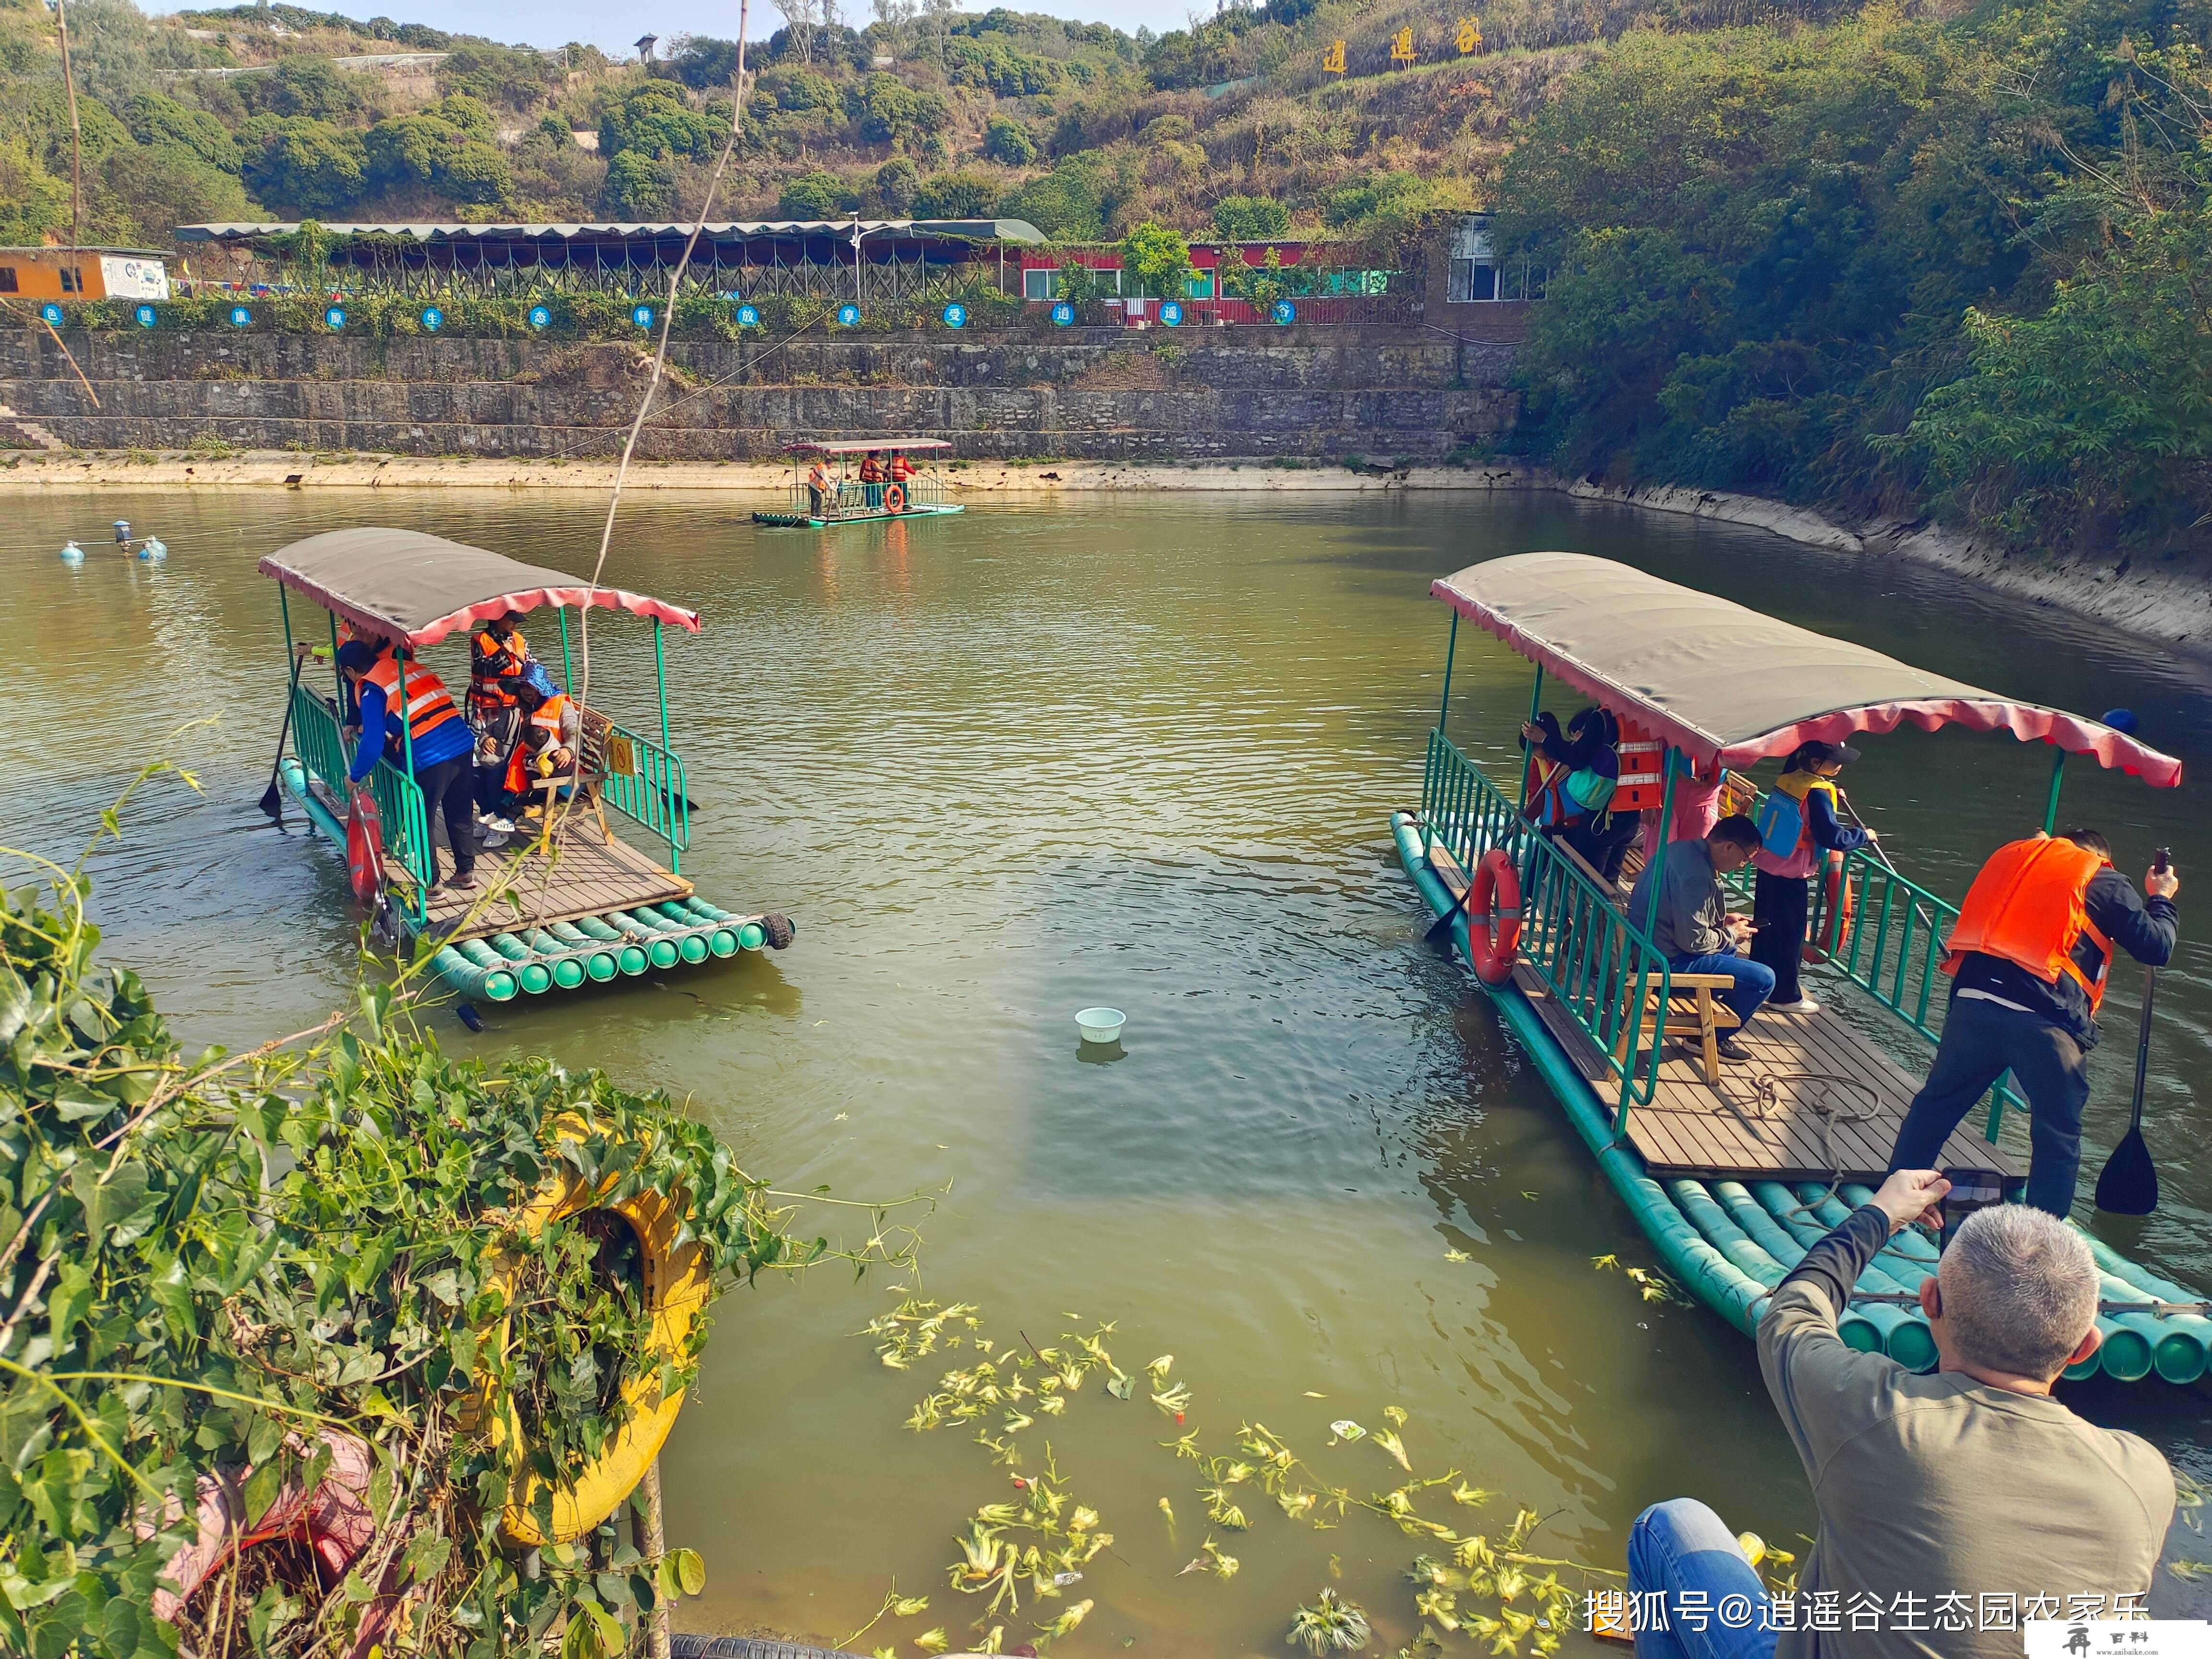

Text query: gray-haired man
(1626, 1169), (2173, 1659)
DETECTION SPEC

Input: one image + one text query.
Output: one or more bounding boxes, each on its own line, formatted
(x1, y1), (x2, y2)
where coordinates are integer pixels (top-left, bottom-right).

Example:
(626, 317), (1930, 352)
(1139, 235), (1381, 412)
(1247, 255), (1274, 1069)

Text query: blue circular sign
(631, 304), (655, 329)
(1050, 301), (1074, 327)
(528, 304), (552, 329)
(420, 306), (443, 332)
(837, 303), (861, 327)
(1272, 299), (1296, 325)
(134, 304), (157, 329)
(324, 306), (346, 330)
(228, 305), (250, 328)
(38, 302), (63, 327)
(941, 302), (967, 329)
(737, 304), (760, 327)
(1159, 300), (1183, 327)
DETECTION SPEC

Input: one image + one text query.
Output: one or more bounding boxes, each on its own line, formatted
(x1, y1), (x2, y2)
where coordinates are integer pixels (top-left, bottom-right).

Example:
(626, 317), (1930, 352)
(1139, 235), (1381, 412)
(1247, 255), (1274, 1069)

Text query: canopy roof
(260, 528), (700, 649)
(174, 219), (1046, 246)
(1433, 553), (2180, 786)
(789, 438), (953, 454)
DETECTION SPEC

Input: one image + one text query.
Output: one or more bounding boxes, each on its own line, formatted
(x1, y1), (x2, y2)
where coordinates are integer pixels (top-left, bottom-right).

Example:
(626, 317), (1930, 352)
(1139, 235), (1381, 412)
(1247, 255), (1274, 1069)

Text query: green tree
(777, 168), (853, 216)
(600, 81), (717, 162)
(981, 112), (1036, 165)
(874, 155), (919, 213)
(124, 90), (241, 172)
(238, 55), (368, 121)
(914, 169), (996, 217)
(602, 148), (678, 216)
(1119, 218), (1191, 297)
(1211, 193), (1288, 239)
(96, 142), (254, 241)
(998, 158), (1106, 239)
(852, 72), (949, 148)
(0, 134), (69, 243)
(238, 114), (366, 215)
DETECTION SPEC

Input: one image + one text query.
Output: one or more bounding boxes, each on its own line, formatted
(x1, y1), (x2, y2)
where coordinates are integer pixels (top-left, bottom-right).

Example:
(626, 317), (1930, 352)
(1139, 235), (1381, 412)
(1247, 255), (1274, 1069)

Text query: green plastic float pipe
(2071, 1228), (2212, 1383)
(659, 902), (736, 956)
(279, 757), (346, 849)
(549, 921), (619, 982)
(1826, 1186), (2157, 1382)
(451, 938), (521, 1000)
(1662, 1178), (1896, 1353)
(670, 900), (741, 955)
(1393, 812), (1776, 1338)
(1741, 1183), (1936, 1368)
(1699, 1180), (1908, 1361)
(522, 928), (586, 989)
(431, 944), (517, 1003)
(610, 912), (681, 969)
(558, 606), (574, 692)
(484, 932), (555, 995)
(1838, 1183), (2209, 1383)
(574, 914), (651, 975)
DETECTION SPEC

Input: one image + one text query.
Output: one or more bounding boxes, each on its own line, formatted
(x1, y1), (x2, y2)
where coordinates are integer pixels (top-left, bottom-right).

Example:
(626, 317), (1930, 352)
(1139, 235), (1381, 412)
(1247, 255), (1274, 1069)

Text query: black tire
(761, 912), (795, 950)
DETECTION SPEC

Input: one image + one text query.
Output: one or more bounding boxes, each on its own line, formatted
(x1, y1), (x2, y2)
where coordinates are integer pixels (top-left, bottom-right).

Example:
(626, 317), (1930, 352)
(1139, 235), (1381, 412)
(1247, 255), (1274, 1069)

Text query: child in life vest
(1749, 740), (1874, 1011)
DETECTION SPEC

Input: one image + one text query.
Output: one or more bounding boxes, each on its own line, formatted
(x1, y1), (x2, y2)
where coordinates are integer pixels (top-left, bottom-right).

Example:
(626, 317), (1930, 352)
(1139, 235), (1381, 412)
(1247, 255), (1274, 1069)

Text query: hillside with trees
(0, 0), (1781, 254)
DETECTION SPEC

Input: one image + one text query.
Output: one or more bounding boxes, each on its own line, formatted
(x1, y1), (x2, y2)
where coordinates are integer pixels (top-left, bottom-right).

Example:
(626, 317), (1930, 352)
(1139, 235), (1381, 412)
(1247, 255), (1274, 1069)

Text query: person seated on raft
(505, 679), (577, 821)
(1624, 1168), (2172, 1659)
(1519, 707), (1639, 882)
(1624, 814), (1771, 1060)
(1748, 740), (1876, 1014)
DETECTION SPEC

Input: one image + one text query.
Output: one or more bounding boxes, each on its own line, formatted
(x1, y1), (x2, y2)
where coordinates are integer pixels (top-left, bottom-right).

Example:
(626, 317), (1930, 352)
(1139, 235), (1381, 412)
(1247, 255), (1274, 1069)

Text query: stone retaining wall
(0, 324), (1521, 461)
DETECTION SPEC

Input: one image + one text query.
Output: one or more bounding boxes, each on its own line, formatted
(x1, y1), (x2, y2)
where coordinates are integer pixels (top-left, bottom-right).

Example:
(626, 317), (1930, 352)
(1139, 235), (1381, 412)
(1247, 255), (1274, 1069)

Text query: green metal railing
(594, 716), (691, 871)
(290, 682), (435, 921)
(785, 472), (955, 517)
(1423, 728), (1677, 1116)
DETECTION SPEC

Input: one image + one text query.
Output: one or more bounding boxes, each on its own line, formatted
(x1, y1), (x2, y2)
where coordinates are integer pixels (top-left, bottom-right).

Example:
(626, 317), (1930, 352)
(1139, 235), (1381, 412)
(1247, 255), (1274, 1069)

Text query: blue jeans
(1626, 1500), (1775, 1659)
(1669, 953), (1776, 1033)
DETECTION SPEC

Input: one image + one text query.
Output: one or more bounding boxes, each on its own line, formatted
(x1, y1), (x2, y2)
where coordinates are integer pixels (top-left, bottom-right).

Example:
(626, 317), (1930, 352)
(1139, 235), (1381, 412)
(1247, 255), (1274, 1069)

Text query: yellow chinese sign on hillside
(1322, 37), (1346, 72)
(1390, 25), (1416, 63)
(1456, 15), (1481, 52)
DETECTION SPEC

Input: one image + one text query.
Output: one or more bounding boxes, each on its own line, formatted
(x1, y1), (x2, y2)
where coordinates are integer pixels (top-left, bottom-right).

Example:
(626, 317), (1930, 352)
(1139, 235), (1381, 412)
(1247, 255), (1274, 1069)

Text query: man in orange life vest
(1888, 830), (2178, 1215)
(337, 639), (479, 891)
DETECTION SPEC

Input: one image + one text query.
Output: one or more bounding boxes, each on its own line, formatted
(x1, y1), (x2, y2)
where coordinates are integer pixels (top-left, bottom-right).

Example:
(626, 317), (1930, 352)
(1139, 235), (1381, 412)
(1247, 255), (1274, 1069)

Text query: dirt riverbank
(13, 450), (2206, 657)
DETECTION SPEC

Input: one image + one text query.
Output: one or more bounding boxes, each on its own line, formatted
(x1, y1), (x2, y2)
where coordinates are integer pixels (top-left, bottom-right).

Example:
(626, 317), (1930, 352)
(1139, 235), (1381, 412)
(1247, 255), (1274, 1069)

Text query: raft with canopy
(263, 528), (794, 1004)
(1392, 551), (2205, 1383)
(753, 437), (964, 528)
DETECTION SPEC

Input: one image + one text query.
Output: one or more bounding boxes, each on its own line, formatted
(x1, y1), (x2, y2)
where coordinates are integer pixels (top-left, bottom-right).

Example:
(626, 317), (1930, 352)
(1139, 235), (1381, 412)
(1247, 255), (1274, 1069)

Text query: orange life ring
(1468, 847), (1522, 986)
(1803, 851), (1856, 962)
(883, 481), (907, 514)
(345, 784), (384, 902)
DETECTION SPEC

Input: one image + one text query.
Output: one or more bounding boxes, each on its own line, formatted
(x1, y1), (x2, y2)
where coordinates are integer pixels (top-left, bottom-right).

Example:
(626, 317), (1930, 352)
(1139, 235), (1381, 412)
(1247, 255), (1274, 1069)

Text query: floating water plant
(1288, 1589), (1374, 1654)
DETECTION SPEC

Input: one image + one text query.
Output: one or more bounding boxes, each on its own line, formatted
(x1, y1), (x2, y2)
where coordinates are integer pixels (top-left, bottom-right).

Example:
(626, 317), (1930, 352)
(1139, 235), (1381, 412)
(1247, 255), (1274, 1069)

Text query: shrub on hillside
(982, 112), (1037, 165)
(1211, 193), (1289, 239)
(914, 169), (997, 218)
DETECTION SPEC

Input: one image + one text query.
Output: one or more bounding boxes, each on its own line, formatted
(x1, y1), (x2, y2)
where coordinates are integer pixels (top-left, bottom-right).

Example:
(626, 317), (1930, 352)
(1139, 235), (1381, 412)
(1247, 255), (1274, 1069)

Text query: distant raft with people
(1389, 552), (2212, 1383)
(753, 438), (966, 528)
(260, 528), (794, 1005)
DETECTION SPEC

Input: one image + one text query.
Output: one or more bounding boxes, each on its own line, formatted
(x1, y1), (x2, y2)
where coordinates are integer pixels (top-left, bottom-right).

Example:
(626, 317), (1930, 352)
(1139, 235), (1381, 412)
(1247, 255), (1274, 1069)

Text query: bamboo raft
(1393, 552), (2208, 1386)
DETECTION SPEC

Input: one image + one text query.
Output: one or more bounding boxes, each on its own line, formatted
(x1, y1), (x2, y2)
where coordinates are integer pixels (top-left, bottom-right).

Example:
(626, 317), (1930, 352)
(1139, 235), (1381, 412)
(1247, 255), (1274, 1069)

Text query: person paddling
(1749, 740), (1874, 1013)
(337, 639), (478, 892)
(1887, 830), (2178, 1215)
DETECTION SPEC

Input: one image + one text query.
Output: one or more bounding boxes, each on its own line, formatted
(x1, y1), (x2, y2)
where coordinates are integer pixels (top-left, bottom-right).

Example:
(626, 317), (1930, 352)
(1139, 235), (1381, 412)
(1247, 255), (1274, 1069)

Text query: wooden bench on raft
(1436, 832), (1741, 1088)
(526, 707), (621, 855)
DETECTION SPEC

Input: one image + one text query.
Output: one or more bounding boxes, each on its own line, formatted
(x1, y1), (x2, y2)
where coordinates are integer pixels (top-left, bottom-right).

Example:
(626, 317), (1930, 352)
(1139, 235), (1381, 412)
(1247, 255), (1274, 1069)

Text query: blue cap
(2101, 708), (2140, 734)
(336, 640), (378, 674)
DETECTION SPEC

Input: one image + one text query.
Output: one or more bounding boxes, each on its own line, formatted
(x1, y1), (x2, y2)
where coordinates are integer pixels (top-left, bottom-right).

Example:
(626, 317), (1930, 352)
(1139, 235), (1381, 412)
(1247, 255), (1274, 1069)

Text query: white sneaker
(486, 816), (515, 834)
(1769, 995), (1819, 1013)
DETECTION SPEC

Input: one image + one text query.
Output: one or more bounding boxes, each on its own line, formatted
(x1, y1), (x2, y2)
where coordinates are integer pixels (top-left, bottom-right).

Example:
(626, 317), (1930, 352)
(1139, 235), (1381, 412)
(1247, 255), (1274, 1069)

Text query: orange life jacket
(1943, 836), (2116, 1011)
(361, 651), (461, 758)
(860, 457), (884, 482)
(503, 695), (573, 797)
(469, 626), (529, 706)
(890, 455), (914, 481)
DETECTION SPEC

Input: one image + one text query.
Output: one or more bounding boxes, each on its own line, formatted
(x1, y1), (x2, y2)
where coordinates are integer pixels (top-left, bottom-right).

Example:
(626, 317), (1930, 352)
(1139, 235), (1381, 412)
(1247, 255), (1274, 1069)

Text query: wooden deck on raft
(418, 818), (692, 943)
(1431, 848), (2021, 1182)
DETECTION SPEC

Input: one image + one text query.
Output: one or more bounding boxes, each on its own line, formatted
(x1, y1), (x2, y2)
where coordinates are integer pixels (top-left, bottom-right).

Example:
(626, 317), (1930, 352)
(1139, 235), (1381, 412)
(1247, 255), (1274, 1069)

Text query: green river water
(7, 488), (2212, 1655)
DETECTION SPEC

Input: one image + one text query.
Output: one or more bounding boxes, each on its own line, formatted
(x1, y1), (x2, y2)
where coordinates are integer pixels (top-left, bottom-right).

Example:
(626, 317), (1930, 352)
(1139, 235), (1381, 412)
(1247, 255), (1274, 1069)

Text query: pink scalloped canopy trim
(260, 563), (703, 648)
(1433, 578), (2182, 788)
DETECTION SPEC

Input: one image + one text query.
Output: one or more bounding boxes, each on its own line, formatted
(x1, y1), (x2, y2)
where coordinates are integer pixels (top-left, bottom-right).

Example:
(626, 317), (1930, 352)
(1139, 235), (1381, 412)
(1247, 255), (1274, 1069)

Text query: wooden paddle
(2095, 848), (2170, 1216)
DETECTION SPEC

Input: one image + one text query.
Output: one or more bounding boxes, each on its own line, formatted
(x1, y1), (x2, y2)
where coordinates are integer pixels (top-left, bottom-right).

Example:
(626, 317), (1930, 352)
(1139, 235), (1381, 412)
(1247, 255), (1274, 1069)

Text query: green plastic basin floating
(1390, 812), (2212, 1388)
